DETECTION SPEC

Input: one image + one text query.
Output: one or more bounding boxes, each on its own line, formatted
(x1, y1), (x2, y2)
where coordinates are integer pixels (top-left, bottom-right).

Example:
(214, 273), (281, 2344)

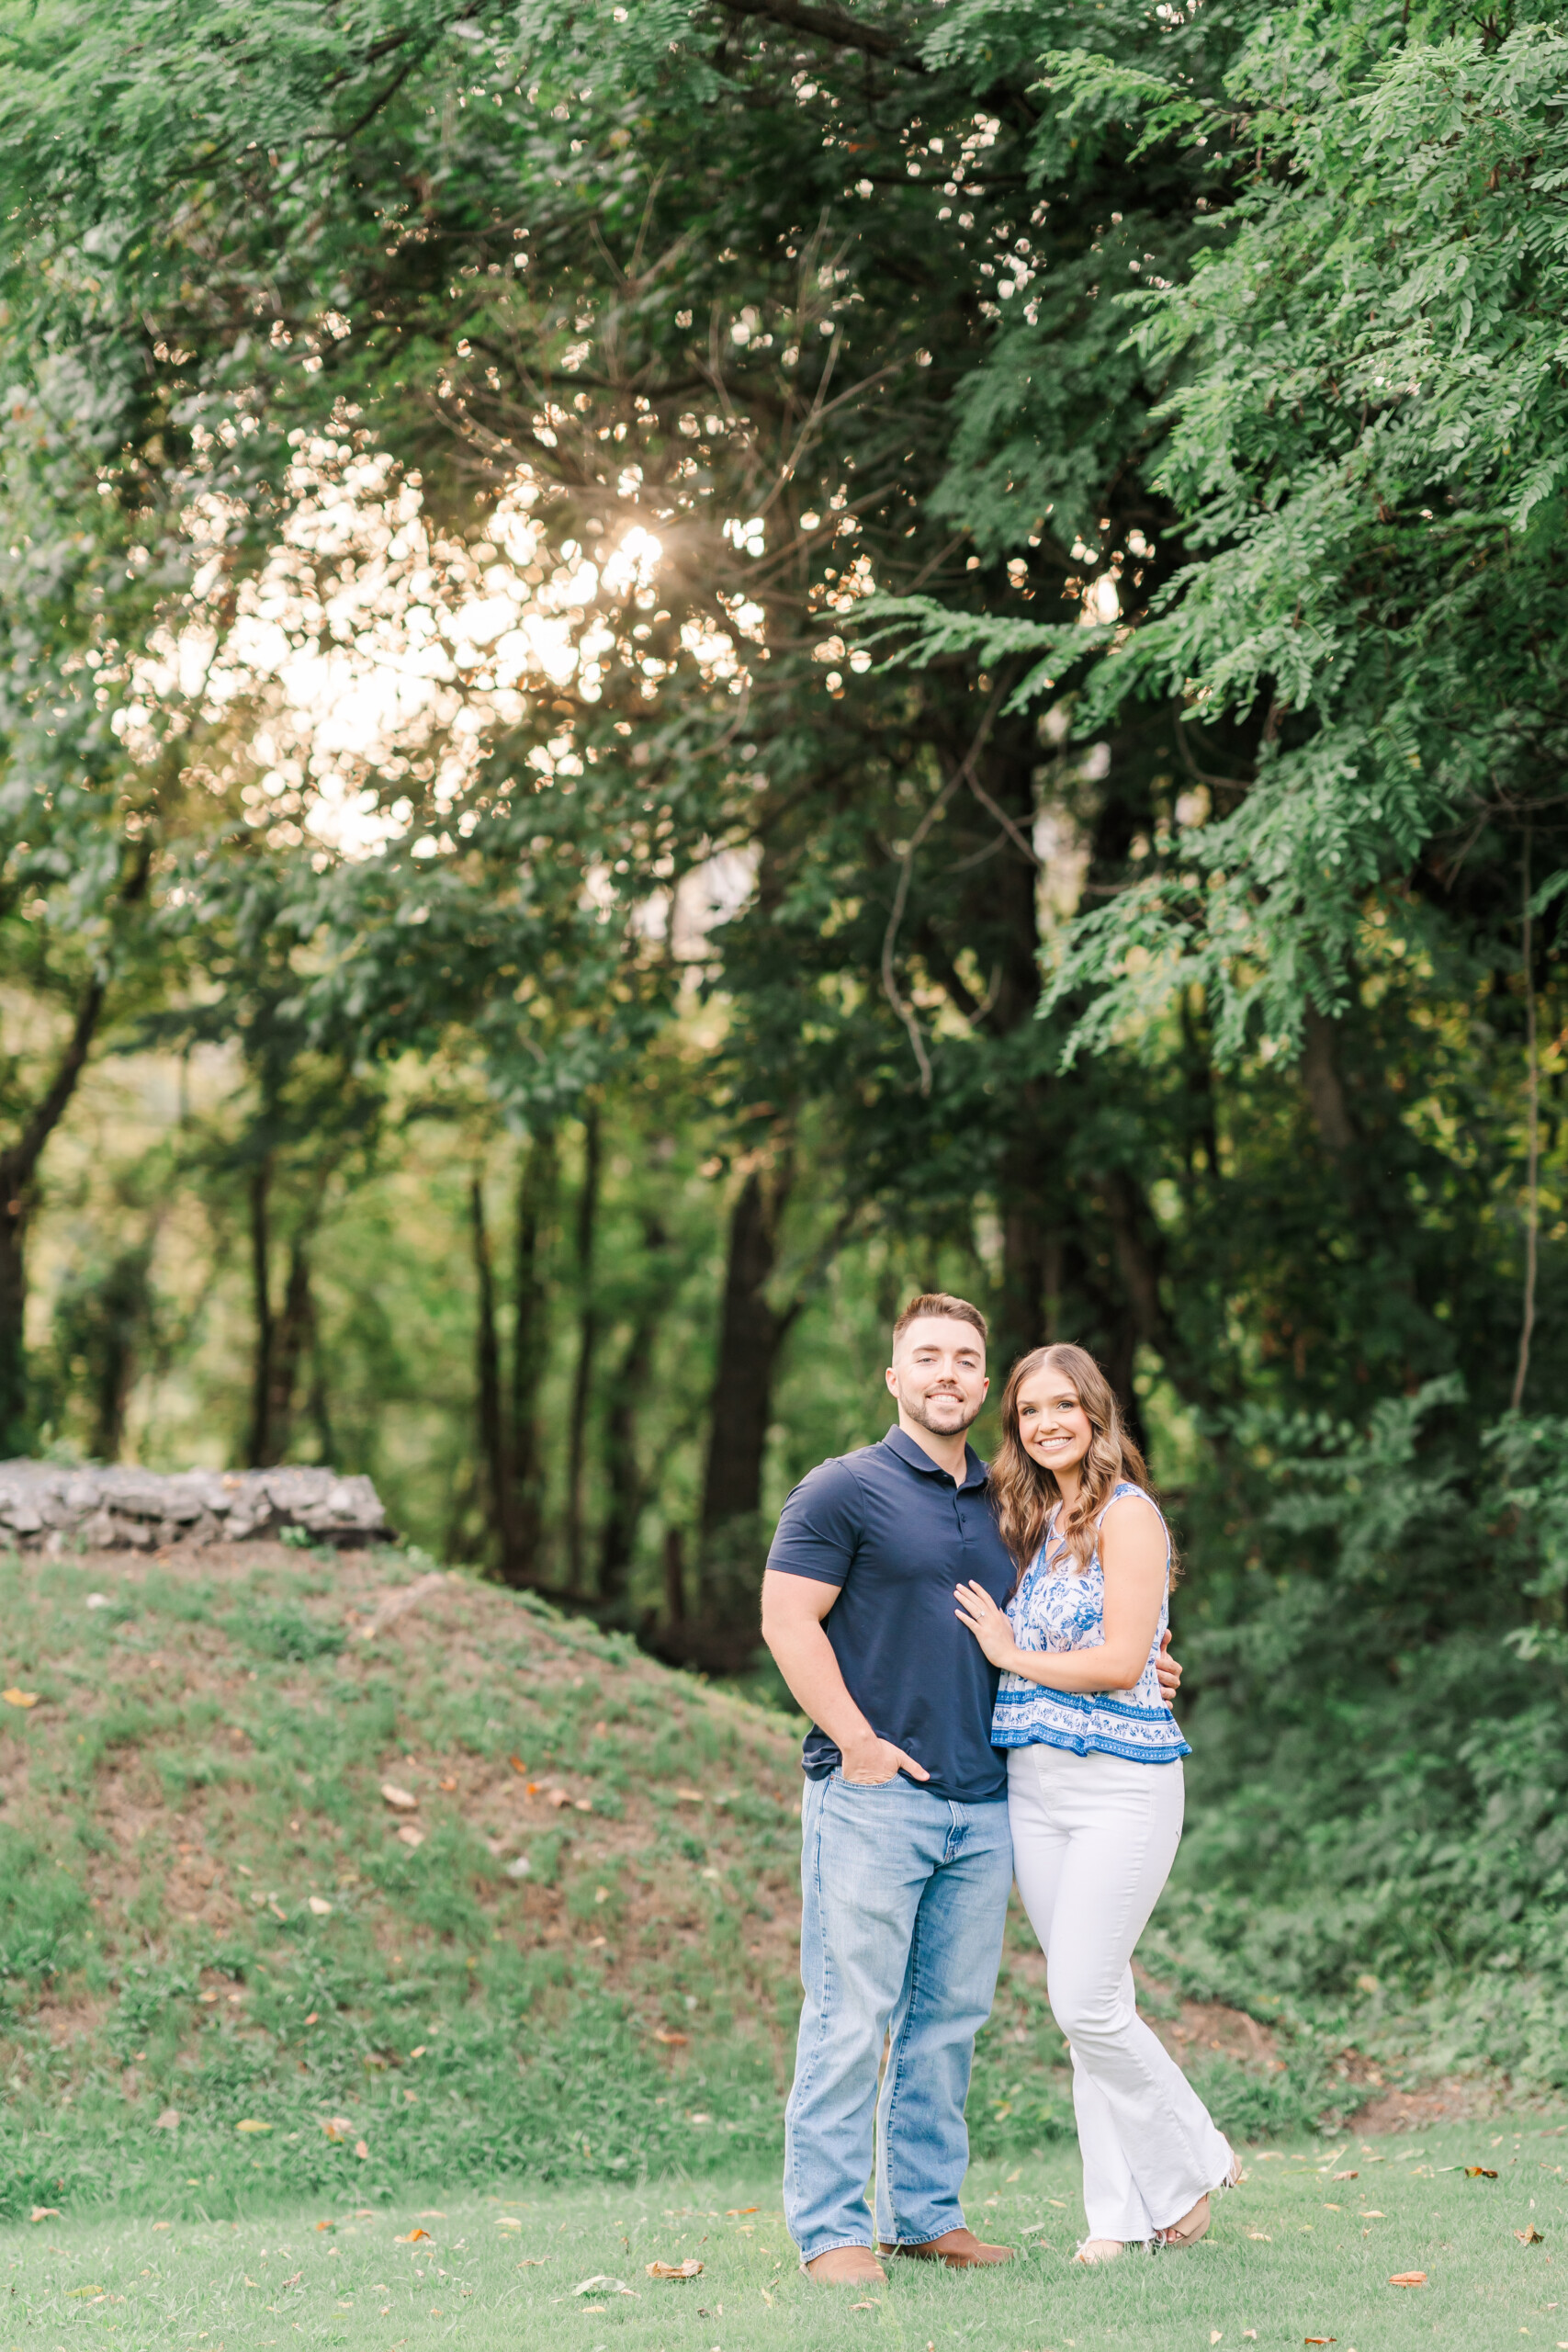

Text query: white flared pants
(1007, 1743), (1233, 2243)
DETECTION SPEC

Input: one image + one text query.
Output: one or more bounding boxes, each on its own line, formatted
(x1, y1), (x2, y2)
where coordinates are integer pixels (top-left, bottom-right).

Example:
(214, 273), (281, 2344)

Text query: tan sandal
(1158, 2152), (1244, 2251)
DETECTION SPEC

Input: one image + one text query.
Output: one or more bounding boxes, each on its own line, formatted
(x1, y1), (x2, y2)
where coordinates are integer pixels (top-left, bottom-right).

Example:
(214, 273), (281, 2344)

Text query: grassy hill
(0, 1535), (1313, 2222)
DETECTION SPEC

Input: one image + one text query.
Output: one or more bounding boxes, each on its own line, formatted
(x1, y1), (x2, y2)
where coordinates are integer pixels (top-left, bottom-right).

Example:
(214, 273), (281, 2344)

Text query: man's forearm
(764, 1615), (875, 1756)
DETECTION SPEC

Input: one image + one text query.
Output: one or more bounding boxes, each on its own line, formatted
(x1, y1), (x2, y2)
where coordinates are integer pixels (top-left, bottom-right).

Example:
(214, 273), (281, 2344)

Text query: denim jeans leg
(874, 1797), (1013, 2248)
(784, 1776), (945, 2264)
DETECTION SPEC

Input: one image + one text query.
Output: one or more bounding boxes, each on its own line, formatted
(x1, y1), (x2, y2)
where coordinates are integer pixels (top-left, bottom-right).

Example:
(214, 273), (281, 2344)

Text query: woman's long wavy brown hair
(991, 1342), (1159, 1589)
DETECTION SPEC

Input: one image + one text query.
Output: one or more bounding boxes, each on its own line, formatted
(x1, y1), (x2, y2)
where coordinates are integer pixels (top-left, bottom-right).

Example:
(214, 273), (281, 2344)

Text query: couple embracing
(761, 1292), (1239, 2280)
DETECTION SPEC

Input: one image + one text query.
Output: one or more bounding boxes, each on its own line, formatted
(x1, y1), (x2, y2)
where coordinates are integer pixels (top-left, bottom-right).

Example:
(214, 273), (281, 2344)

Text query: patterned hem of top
(992, 1725), (1191, 1762)
(993, 1684), (1177, 1724)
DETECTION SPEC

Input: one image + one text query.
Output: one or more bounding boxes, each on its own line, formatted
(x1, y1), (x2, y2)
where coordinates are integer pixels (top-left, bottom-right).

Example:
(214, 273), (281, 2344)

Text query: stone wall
(0, 1462), (389, 1552)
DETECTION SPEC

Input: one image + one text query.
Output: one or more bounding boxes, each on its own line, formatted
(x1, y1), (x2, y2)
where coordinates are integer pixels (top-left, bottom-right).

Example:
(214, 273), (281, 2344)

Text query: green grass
(6, 2122), (1565, 2351)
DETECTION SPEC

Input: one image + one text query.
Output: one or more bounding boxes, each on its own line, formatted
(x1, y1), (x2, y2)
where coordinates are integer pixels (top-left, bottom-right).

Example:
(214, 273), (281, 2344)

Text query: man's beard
(903, 1388), (983, 1436)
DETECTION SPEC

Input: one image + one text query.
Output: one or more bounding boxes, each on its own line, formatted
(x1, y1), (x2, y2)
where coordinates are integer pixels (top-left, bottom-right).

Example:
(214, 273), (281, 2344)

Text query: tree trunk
(701, 1159), (794, 1538)
(564, 1106), (601, 1596)
(86, 1245), (154, 1464)
(256, 1237), (314, 1466)
(505, 1127), (557, 1587)
(662, 1524), (686, 1625)
(596, 1269), (661, 1609)
(972, 712), (1056, 1376)
(470, 1172), (511, 1567)
(1302, 1007), (1358, 1156)
(0, 974), (109, 1456)
(246, 1158), (275, 1467)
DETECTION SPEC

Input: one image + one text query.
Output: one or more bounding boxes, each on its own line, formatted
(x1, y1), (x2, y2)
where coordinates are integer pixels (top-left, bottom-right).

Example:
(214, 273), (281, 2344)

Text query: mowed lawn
(6, 2119), (1564, 2352)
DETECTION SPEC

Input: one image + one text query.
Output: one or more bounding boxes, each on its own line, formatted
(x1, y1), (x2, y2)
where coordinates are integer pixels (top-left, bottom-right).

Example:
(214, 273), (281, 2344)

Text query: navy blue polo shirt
(765, 1425), (1016, 1804)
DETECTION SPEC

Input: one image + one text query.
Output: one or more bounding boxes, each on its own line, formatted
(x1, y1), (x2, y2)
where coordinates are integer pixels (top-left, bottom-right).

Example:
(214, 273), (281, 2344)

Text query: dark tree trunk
(0, 1204), (28, 1461)
(0, 975), (108, 1455)
(701, 1159), (794, 1542)
(596, 1270), (662, 1608)
(662, 1524), (686, 1625)
(255, 1236), (314, 1466)
(505, 1128), (557, 1587)
(470, 1172), (511, 1566)
(246, 1158), (275, 1466)
(564, 1107), (601, 1596)
(86, 1246), (154, 1464)
(646, 1157), (798, 1673)
(971, 712), (1057, 1377)
(307, 1322), (335, 1466)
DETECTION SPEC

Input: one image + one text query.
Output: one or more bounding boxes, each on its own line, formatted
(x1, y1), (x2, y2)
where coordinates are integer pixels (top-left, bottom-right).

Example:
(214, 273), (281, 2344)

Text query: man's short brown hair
(891, 1293), (989, 1351)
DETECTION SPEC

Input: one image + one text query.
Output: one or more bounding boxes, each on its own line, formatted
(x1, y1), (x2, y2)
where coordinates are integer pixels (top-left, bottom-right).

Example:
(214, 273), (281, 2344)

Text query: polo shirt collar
(882, 1423), (989, 1491)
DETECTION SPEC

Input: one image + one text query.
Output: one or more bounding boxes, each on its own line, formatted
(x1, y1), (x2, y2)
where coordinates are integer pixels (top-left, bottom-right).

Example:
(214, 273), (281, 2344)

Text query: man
(761, 1293), (1182, 2285)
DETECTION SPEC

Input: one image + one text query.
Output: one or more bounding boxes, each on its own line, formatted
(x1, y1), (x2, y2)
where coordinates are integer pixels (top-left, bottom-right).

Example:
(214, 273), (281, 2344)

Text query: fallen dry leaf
(652, 2030), (688, 2047)
(674, 1786), (705, 1803)
(646, 2259), (704, 2280)
(155, 2108), (179, 2130)
(547, 1788), (571, 1808)
(380, 1782), (418, 1812)
(395, 1825), (424, 1848)
(308, 1896), (333, 1917)
(152, 2222), (170, 2232)
(3, 1688), (38, 1708)
(321, 2117), (353, 2141)
(1243, 2335), (1258, 2344)
(852, 2300), (875, 2310)
(726, 2207), (760, 2217)
(1390, 2272), (1428, 2288)
(1517, 2225), (1545, 2245)
(510, 1755), (528, 1774)
(315, 2221), (335, 2233)
(395, 2229), (432, 2244)
(439, 1776), (457, 1791)
(1466, 2166), (1499, 2179)
(236, 2119), (272, 2134)
(29, 2207), (61, 2222)
(198, 1990), (219, 2004)
(574, 2274), (635, 2296)
(417, 2210), (446, 2219)
(1332, 2170), (1359, 2180)
(354, 2139), (369, 2159)
(1359, 2210), (1385, 2218)
(515, 2257), (547, 2267)
(1304, 2338), (1336, 2346)
(1211, 2333), (1223, 2345)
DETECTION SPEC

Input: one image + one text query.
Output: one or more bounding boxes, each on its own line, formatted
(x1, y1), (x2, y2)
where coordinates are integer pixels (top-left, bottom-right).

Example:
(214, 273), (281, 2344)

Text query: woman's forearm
(1000, 1641), (1148, 1694)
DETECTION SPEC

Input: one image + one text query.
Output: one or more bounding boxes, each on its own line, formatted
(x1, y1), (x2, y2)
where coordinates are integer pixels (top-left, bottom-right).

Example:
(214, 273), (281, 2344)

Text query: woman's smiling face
(1014, 1367), (1093, 1477)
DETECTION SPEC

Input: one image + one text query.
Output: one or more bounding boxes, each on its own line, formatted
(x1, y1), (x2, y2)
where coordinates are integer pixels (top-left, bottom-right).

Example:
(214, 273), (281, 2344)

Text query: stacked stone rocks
(0, 1462), (388, 1552)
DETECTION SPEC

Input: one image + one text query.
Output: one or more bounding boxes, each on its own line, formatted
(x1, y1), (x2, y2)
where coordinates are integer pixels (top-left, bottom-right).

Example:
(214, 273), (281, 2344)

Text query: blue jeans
(784, 1770), (1013, 2264)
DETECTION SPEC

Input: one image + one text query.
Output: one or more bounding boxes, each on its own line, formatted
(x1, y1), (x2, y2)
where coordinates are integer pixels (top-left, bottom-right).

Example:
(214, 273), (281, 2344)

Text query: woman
(953, 1342), (1238, 2262)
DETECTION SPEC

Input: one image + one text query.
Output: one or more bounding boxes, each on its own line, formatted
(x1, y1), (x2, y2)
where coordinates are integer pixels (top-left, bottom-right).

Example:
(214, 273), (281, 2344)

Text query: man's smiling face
(886, 1315), (989, 1437)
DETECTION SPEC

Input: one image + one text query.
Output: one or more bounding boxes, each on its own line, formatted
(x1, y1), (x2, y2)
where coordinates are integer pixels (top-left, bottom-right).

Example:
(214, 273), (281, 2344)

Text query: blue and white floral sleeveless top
(990, 1481), (1190, 1764)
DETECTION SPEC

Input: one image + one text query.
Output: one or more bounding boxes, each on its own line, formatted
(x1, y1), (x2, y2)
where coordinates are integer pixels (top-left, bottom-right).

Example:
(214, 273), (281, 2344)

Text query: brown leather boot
(805, 2245), (887, 2285)
(878, 2226), (1014, 2268)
